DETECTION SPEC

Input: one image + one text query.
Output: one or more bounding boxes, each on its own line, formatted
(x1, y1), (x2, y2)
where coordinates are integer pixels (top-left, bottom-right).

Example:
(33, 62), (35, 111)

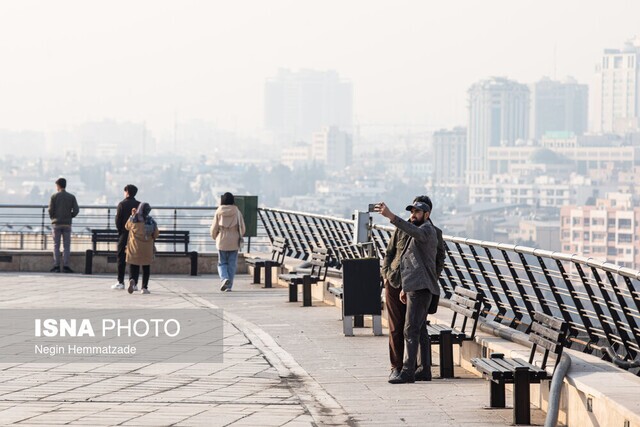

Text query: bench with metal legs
(471, 312), (569, 425)
(279, 247), (328, 307)
(427, 286), (482, 378)
(246, 236), (288, 288)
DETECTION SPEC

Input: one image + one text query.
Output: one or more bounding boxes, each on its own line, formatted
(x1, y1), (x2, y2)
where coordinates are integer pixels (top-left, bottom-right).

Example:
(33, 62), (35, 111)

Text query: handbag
(428, 294), (440, 314)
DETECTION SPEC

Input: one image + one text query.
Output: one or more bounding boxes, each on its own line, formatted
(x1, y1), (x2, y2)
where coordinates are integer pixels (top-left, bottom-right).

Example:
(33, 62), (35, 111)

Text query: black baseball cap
(405, 201), (431, 212)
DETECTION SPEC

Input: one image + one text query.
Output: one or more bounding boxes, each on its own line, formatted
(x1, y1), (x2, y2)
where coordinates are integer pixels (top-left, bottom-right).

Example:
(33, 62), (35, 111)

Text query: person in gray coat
(375, 200), (439, 384)
(382, 195), (446, 382)
(48, 177), (80, 273)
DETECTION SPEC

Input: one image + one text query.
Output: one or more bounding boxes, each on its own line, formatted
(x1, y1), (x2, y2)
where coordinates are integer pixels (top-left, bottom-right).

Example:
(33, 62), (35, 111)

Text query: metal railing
(0, 204), (270, 253)
(259, 207), (360, 263)
(261, 208), (640, 374)
(1, 204), (639, 373)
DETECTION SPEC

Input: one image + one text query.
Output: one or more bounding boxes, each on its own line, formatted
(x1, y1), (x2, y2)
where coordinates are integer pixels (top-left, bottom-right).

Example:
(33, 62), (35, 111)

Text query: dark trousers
(117, 232), (128, 283)
(402, 289), (433, 376)
(129, 264), (150, 289)
(385, 281), (406, 370)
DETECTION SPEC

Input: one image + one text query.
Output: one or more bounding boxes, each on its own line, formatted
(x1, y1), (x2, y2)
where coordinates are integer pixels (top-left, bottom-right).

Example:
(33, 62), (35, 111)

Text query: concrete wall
(0, 251), (247, 275)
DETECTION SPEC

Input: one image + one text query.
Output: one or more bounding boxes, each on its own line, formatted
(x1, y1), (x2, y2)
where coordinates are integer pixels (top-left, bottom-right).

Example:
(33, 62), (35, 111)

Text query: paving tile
(0, 273), (549, 426)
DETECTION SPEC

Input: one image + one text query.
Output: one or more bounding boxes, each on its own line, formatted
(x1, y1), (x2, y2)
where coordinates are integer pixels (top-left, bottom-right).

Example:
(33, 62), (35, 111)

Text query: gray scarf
(133, 202), (157, 240)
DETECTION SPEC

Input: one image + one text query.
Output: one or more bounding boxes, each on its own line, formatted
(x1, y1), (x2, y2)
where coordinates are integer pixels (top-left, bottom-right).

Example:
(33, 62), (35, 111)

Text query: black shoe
(62, 266), (74, 273)
(389, 370), (415, 384)
(50, 266), (61, 273)
(388, 368), (401, 383)
(414, 366), (432, 381)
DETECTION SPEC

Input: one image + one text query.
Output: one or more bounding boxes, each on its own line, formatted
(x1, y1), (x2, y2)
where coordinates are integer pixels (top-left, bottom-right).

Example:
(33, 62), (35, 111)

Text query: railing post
(597, 269), (636, 359)
(518, 252), (552, 316)
(484, 247), (520, 328)
(500, 250), (535, 330)
(41, 206), (46, 250)
(574, 263), (620, 356)
(555, 259), (595, 352)
(536, 256), (573, 325)
(173, 209), (177, 252)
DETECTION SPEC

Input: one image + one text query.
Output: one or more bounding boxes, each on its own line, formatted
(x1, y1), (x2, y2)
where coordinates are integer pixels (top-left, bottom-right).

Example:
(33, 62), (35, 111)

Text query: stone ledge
(429, 309), (640, 427)
(0, 250), (248, 275)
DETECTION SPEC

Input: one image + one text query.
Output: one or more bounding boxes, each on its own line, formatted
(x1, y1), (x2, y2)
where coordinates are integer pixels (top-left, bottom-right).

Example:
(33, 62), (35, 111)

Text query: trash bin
(341, 258), (382, 336)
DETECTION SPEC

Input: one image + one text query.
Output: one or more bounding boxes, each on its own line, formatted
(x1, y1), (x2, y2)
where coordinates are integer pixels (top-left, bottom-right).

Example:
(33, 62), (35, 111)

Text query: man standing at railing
(376, 200), (439, 384)
(48, 178), (79, 273)
(112, 184), (138, 290)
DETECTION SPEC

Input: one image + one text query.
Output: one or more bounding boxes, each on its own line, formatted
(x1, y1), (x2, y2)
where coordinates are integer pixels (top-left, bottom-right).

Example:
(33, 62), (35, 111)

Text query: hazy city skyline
(1, 0), (640, 137)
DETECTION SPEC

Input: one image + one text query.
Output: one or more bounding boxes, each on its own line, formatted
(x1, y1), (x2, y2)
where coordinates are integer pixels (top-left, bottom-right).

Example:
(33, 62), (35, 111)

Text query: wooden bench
(246, 236), (288, 288)
(279, 247), (329, 307)
(427, 286), (482, 378)
(85, 229), (198, 276)
(471, 312), (569, 425)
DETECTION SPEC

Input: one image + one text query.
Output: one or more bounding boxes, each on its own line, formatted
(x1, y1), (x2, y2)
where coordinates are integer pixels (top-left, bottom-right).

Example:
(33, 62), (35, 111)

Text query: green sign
(234, 195), (258, 237)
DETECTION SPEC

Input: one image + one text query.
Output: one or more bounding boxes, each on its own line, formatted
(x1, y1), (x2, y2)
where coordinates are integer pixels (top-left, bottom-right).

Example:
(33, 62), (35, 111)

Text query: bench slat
(530, 321), (563, 342)
(474, 357), (544, 375)
(509, 358), (547, 373)
(454, 287), (480, 300)
(533, 312), (568, 332)
(451, 294), (480, 309)
(472, 358), (511, 380)
(426, 324), (451, 333)
(449, 304), (477, 319)
(529, 333), (563, 354)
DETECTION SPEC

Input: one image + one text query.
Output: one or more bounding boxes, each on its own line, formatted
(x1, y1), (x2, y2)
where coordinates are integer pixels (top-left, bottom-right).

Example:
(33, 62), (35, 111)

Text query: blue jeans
(52, 225), (72, 267)
(218, 250), (238, 289)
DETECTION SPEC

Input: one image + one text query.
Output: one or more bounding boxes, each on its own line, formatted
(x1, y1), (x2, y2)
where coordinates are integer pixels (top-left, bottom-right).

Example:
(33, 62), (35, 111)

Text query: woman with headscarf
(125, 202), (160, 294)
(210, 192), (246, 292)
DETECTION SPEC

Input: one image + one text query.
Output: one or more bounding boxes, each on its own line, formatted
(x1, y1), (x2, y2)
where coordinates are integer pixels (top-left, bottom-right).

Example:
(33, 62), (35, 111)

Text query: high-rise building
(591, 37), (640, 135)
(466, 77), (530, 185)
(312, 127), (352, 172)
(264, 69), (353, 145)
(530, 77), (588, 140)
(560, 193), (640, 269)
(433, 127), (467, 185)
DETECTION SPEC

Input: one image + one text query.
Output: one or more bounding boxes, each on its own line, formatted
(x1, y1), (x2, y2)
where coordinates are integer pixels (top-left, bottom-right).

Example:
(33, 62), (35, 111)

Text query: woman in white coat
(210, 192), (245, 292)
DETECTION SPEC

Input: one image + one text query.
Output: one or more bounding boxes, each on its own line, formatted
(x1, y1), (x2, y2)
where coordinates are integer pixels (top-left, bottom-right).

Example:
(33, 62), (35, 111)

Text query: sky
(1, 0), (639, 137)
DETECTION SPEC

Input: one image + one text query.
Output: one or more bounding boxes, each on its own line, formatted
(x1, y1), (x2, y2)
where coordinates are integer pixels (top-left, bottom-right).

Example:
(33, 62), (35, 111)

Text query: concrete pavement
(0, 273), (545, 426)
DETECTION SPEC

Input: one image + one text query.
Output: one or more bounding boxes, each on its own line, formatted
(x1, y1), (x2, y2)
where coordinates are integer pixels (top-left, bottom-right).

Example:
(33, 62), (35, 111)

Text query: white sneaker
(140, 288), (150, 294)
(127, 279), (135, 294)
(220, 279), (230, 292)
(112, 282), (125, 290)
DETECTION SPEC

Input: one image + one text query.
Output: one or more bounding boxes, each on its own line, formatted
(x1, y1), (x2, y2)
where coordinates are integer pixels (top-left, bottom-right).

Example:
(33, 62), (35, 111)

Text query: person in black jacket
(111, 184), (138, 290)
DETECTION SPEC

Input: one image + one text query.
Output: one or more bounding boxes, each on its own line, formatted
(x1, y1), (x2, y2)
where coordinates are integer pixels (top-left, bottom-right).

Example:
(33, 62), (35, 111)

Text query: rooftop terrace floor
(0, 273), (545, 426)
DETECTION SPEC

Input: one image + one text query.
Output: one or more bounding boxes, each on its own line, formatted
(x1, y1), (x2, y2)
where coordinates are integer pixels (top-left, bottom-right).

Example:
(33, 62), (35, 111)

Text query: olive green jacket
(382, 220), (446, 289)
